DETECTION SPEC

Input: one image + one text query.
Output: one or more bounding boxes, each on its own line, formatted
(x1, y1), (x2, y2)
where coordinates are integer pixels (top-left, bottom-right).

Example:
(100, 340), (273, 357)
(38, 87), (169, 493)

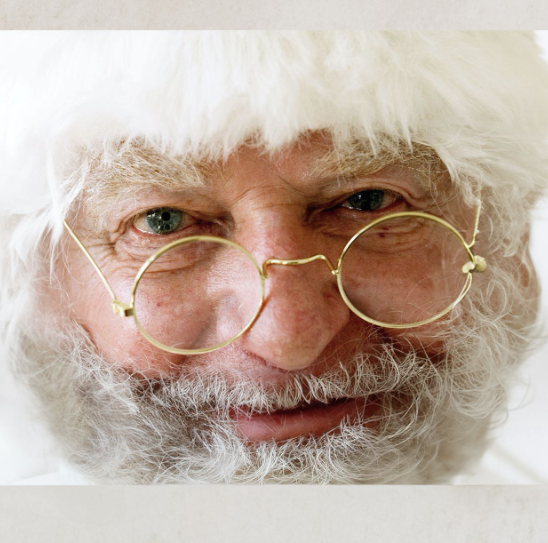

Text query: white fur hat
(0, 31), (548, 333)
(1, 32), (548, 210)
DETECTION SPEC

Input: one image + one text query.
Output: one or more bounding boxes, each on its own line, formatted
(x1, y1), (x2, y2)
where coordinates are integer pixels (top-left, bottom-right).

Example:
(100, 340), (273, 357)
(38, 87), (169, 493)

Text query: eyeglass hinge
(462, 255), (487, 274)
(112, 301), (134, 317)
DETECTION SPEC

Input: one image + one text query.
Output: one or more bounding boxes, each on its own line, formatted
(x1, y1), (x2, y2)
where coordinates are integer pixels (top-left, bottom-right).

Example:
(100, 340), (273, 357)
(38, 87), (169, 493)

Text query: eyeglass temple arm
(460, 193), (487, 273)
(63, 221), (133, 316)
(467, 194), (482, 249)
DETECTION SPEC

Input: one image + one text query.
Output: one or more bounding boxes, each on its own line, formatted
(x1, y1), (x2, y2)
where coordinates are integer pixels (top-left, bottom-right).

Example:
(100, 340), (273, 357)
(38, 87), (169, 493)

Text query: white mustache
(135, 345), (442, 416)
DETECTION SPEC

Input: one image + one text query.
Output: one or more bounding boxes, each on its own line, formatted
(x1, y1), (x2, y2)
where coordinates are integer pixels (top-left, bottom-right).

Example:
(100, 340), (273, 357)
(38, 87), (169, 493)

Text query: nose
(236, 239), (351, 372)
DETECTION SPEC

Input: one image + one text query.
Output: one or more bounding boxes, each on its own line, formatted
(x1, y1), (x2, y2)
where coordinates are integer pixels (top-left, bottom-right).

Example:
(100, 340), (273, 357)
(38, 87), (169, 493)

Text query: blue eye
(342, 190), (395, 212)
(137, 208), (184, 235)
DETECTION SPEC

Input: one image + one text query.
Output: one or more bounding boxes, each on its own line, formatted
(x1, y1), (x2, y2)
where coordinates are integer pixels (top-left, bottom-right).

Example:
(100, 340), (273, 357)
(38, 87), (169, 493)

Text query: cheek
(66, 265), (184, 376)
(129, 250), (265, 355)
(386, 328), (448, 359)
(338, 224), (472, 328)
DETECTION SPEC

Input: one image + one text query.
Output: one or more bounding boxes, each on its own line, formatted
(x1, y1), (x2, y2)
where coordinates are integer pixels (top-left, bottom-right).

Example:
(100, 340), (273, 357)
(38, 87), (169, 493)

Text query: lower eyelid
(130, 220), (225, 243)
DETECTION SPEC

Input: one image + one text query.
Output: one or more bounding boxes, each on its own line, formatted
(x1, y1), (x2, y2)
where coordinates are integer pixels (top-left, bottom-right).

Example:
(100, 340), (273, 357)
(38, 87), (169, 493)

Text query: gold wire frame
(63, 203), (486, 355)
(131, 236), (266, 355)
(335, 211), (485, 329)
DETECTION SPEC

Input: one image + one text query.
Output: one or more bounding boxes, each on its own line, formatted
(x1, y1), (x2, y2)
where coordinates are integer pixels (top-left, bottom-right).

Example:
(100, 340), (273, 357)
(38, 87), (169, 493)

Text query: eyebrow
(309, 140), (447, 192)
(84, 142), (222, 208)
(82, 138), (448, 214)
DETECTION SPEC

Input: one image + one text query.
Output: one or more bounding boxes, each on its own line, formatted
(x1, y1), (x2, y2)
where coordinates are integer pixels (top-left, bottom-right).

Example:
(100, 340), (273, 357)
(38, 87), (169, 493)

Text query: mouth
(231, 396), (381, 442)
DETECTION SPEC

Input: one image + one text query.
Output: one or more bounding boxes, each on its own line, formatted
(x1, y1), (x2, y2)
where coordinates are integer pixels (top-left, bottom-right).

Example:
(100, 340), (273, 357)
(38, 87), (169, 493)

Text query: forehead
(83, 133), (449, 206)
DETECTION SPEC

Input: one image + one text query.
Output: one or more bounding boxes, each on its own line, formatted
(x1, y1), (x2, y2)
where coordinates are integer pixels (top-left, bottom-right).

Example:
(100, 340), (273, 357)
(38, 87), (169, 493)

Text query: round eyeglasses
(64, 208), (486, 355)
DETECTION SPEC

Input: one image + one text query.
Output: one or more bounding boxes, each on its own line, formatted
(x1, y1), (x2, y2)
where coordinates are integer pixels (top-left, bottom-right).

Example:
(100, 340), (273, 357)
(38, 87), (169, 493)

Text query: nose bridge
(224, 200), (352, 371)
(262, 254), (337, 278)
(235, 229), (349, 371)
(240, 251), (350, 370)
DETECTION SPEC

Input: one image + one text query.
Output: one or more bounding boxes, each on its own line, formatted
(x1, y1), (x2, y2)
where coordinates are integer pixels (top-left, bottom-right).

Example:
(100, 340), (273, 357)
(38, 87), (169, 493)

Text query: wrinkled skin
(57, 135), (482, 443)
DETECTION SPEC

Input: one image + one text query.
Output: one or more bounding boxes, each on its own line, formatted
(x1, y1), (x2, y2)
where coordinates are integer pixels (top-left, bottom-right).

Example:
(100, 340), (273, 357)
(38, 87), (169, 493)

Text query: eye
(341, 190), (399, 212)
(134, 208), (185, 235)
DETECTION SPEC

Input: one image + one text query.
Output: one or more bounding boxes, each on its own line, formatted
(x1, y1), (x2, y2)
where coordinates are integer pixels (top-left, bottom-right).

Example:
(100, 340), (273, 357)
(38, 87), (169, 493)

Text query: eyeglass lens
(133, 239), (264, 352)
(339, 215), (470, 326)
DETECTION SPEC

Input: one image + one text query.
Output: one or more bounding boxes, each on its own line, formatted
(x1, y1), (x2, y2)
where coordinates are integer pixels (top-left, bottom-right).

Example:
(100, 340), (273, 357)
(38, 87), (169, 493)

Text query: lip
(231, 396), (380, 442)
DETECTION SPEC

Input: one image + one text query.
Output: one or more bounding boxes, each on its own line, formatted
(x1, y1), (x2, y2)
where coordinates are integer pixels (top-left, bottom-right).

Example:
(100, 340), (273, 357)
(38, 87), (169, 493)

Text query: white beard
(15, 263), (529, 486)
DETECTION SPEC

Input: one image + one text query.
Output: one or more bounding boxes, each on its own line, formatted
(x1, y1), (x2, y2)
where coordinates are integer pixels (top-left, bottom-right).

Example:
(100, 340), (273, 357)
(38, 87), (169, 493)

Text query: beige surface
(1, 0), (548, 30)
(0, 486), (547, 542)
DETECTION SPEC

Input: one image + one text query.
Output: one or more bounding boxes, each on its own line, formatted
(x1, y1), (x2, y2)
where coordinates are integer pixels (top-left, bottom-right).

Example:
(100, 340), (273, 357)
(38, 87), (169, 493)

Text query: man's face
(32, 134), (508, 483)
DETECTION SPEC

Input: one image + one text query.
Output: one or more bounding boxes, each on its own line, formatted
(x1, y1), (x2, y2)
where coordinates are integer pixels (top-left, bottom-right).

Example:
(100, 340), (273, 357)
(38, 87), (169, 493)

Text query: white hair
(1, 32), (548, 483)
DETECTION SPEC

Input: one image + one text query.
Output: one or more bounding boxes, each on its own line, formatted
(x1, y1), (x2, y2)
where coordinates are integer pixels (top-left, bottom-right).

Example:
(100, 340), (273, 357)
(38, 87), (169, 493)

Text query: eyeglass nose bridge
(262, 254), (338, 278)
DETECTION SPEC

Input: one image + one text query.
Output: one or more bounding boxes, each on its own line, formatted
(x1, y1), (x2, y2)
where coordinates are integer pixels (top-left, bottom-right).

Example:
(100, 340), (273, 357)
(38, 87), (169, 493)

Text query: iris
(145, 208), (183, 234)
(345, 190), (386, 211)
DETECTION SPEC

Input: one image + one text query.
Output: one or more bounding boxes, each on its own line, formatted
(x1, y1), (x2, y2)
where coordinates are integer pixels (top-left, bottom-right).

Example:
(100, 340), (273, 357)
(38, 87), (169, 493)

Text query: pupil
(347, 190), (385, 211)
(146, 208), (183, 234)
